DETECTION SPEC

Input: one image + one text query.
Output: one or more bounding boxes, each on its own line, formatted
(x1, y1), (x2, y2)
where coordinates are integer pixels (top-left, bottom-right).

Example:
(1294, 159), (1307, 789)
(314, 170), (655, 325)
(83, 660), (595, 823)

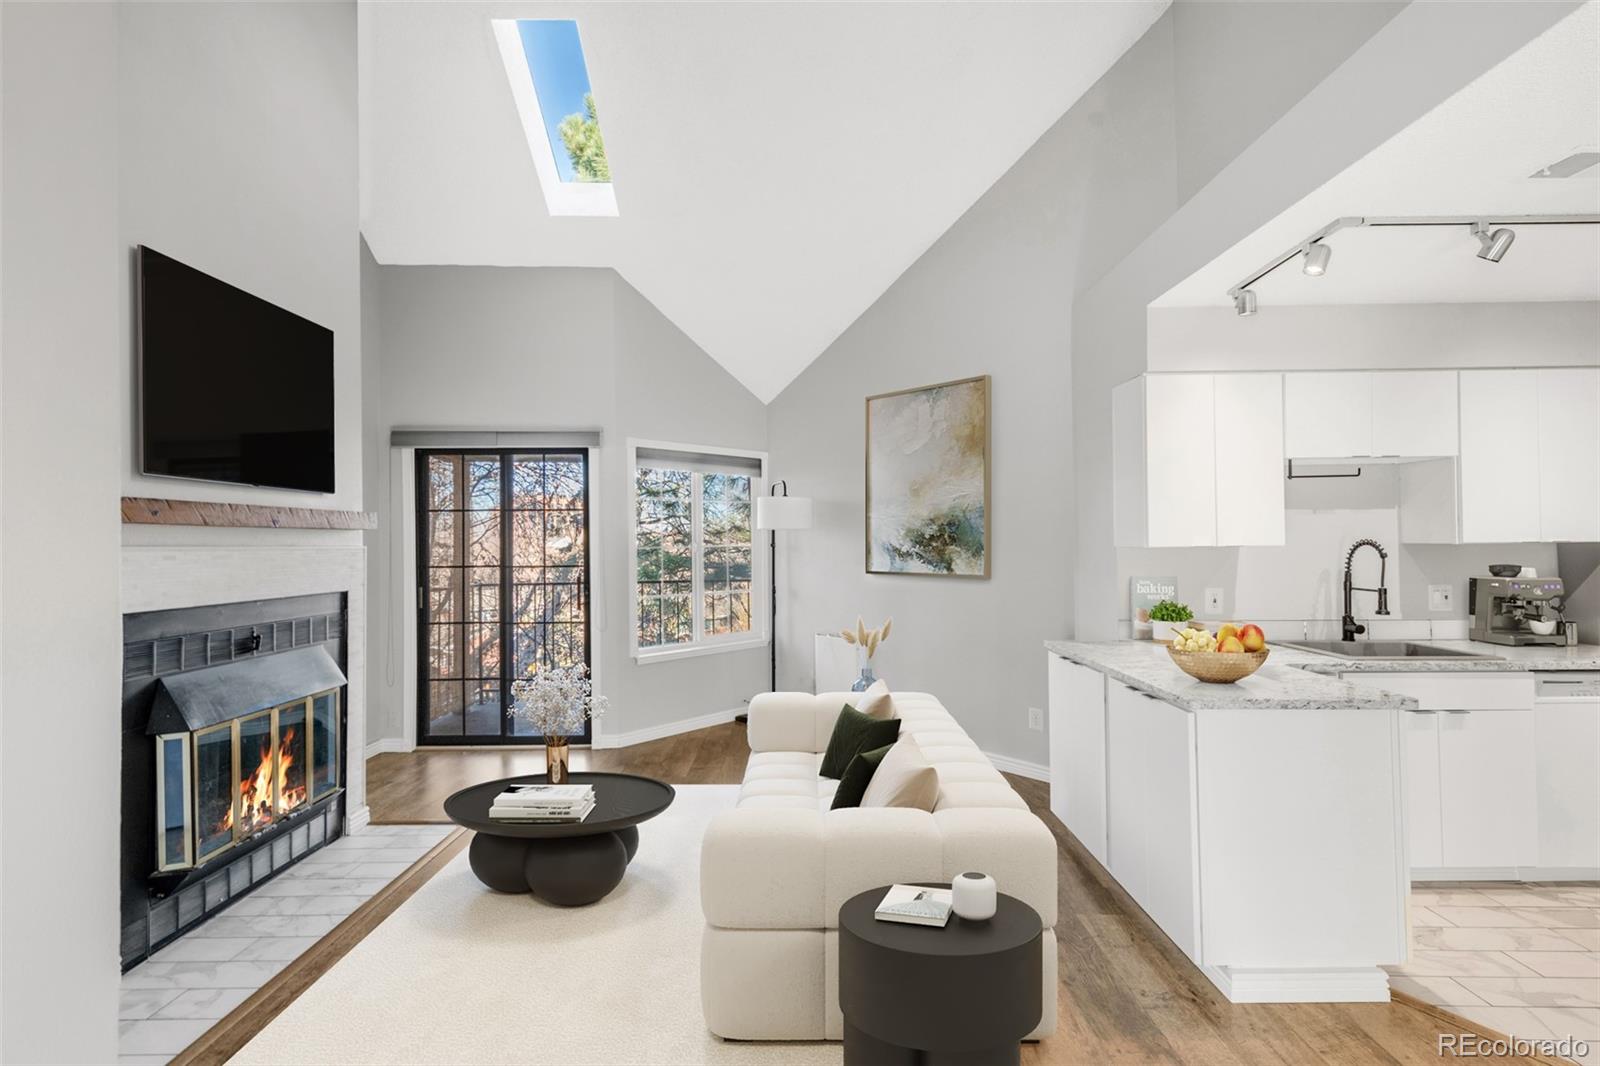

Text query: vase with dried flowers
(839, 616), (892, 692)
(510, 664), (608, 784)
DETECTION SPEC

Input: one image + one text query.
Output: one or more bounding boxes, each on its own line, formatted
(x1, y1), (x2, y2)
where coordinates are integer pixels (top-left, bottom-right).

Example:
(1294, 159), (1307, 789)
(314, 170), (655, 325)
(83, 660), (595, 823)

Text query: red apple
(1239, 624), (1266, 652)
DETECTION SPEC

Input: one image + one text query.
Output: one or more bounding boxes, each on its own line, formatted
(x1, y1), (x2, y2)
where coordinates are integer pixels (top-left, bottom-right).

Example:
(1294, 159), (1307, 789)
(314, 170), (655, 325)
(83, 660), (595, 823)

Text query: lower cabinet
(1401, 712), (1444, 869)
(1398, 705), (1536, 875)
(1534, 695), (1600, 871)
(1047, 657), (1108, 865)
(1106, 680), (1200, 960)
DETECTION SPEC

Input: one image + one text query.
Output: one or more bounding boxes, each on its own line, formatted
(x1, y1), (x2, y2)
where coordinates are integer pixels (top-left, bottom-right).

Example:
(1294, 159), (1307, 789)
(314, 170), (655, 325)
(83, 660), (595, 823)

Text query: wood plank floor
(368, 722), (1555, 1065)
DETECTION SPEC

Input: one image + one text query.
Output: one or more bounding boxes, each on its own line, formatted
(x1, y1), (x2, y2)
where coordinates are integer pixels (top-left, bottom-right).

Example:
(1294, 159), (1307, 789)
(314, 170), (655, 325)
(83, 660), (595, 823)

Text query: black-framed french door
(415, 449), (592, 746)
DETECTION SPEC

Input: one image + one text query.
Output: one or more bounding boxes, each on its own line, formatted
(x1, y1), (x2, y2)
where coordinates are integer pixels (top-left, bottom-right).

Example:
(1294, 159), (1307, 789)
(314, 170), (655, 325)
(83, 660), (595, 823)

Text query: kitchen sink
(1277, 640), (1504, 661)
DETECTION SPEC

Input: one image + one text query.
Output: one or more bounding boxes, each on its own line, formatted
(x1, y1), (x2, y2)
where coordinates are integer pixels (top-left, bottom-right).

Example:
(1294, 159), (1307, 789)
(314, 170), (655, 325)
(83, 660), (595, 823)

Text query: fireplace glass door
(416, 449), (592, 745)
(277, 701), (308, 815)
(237, 711), (276, 835)
(312, 691), (338, 799)
(195, 725), (235, 862)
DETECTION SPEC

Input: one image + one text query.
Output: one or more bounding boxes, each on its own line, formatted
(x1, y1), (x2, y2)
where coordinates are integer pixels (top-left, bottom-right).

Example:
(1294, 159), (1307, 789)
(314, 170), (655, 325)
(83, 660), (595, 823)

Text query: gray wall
(366, 266), (767, 745)
(1, 5), (124, 1060)
(764, 2), (1438, 767)
(1556, 543), (1600, 644)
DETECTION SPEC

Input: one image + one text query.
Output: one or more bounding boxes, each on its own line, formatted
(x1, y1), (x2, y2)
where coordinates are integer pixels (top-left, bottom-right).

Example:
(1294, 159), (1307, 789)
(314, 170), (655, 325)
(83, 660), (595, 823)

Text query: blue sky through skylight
(517, 20), (601, 184)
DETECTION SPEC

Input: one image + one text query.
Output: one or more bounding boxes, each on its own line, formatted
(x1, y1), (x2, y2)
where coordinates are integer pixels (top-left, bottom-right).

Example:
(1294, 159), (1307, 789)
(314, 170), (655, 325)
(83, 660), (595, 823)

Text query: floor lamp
(740, 480), (812, 723)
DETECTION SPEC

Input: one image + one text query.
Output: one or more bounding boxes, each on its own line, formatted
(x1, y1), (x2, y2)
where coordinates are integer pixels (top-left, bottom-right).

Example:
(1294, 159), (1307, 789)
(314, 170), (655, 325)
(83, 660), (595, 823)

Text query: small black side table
(838, 885), (1042, 1066)
(443, 772), (674, 906)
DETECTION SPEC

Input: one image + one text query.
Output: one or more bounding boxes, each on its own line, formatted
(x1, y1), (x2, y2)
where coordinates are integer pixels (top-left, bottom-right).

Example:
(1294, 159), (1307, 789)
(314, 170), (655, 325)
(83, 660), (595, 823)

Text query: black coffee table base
(844, 1020), (1020, 1066)
(467, 825), (641, 906)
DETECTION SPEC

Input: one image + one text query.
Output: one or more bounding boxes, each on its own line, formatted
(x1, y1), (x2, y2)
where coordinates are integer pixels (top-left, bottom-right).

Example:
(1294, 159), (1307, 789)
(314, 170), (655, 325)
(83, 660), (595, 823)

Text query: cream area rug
(232, 785), (840, 1066)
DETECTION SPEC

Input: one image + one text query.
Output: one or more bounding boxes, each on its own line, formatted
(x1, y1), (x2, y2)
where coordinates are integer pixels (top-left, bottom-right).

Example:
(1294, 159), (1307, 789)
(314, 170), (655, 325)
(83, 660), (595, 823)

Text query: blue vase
(851, 665), (876, 692)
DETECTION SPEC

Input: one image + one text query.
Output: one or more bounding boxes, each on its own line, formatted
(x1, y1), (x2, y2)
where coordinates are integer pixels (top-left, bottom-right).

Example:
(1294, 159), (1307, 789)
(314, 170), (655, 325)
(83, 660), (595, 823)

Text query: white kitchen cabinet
(1401, 711), (1444, 869)
(1460, 370), (1542, 543)
(1104, 680), (1200, 960)
(1536, 367), (1600, 542)
(1437, 708), (1537, 871)
(1213, 373), (1285, 545)
(1534, 681), (1599, 873)
(1284, 372), (1372, 458)
(1372, 371), (1459, 457)
(1113, 373), (1285, 548)
(1047, 655), (1107, 866)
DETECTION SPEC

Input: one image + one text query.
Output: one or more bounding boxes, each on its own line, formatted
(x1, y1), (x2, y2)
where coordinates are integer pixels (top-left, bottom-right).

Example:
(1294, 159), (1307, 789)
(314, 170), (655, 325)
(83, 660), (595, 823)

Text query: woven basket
(1166, 647), (1269, 683)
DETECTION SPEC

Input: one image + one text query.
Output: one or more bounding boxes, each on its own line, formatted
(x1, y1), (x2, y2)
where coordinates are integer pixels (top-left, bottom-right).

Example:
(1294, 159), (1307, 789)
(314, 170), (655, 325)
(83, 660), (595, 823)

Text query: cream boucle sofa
(699, 690), (1058, 1041)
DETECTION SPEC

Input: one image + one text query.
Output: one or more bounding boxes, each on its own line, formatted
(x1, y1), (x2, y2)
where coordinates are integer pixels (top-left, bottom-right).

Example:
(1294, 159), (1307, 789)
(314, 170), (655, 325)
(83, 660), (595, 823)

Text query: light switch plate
(1429, 584), (1453, 612)
(1027, 707), (1043, 731)
(1204, 587), (1224, 616)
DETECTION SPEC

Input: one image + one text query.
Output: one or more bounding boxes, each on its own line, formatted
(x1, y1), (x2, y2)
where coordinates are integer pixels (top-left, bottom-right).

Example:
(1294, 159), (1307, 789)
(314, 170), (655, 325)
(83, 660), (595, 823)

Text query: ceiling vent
(1529, 150), (1600, 179)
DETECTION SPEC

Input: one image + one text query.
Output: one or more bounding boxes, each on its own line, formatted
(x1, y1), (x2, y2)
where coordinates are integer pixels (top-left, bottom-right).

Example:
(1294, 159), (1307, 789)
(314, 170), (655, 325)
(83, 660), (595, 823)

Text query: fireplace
(122, 593), (348, 969)
(150, 647), (344, 873)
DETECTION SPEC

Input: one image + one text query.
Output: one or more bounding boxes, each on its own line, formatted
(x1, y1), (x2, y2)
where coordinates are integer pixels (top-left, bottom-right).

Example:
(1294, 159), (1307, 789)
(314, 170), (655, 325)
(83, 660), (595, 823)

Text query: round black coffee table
(838, 885), (1042, 1065)
(443, 772), (674, 906)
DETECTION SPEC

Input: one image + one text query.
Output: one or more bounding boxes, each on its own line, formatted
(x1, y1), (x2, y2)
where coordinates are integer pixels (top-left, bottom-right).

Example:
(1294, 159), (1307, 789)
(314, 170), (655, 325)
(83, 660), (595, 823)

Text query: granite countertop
(1043, 640), (1418, 711)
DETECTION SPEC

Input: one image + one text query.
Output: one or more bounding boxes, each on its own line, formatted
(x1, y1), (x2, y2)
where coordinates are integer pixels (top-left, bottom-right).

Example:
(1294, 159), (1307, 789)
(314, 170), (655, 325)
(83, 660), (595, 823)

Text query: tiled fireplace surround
(120, 535), (370, 967)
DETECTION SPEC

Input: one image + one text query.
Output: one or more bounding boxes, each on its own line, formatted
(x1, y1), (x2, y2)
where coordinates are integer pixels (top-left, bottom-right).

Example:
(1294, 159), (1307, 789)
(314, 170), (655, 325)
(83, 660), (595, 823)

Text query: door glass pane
(277, 702), (308, 815)
(311, 692), (339, 798)
(465, 680), (502, 736)
(238, 712), (275, 836)
(195, 727), (233, 861)
(158, 735), (190, 870)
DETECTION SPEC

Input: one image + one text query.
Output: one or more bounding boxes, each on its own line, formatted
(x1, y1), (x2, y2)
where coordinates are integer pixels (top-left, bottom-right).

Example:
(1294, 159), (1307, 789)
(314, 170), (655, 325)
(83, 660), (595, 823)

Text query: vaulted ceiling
(360, 1), (1168, 401)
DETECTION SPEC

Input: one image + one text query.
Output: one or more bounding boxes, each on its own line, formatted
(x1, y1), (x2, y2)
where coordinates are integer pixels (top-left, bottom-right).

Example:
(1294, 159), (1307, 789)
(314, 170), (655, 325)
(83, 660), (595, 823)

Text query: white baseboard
(592, 707), (742, 750)
(1414, 866), (1600, 882)
(984, 751), (1050, 782)
(365, 737), (413, 759)
(345, 804), (373, 835)
(1203, 964), (1391, 1003)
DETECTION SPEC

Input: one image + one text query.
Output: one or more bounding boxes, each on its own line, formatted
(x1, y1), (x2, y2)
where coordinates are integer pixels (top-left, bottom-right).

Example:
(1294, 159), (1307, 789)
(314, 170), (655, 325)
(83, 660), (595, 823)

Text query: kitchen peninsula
(1045, 640), (1415, 1004)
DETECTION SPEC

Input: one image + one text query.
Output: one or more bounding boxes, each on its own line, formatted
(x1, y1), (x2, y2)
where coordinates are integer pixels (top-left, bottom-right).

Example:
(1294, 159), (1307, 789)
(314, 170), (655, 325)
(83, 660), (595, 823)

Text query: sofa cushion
(830, 743), (893, 809)
(854, 678), (895, 720)
(818, 705), (901, 779)
(860, 734), (939, 811)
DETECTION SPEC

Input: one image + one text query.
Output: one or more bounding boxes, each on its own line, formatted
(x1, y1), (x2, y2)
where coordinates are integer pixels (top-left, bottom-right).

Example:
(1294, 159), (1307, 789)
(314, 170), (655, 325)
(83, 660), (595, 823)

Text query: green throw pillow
(831, 743), (894, 809)
(819, 704), (901, 779)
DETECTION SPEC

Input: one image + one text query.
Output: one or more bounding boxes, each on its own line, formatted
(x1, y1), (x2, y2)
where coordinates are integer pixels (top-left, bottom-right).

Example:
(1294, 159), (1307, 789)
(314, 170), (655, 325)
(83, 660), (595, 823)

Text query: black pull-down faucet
(1342, 538), (1390, 641)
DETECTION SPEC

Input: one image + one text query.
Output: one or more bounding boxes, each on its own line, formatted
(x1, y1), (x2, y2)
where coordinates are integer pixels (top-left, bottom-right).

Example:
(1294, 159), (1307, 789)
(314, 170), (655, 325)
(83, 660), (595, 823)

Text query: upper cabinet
(1114, 373), (1284, 548)
(1285, 370), (1458, 459)
(1460, 367), (1600, 543)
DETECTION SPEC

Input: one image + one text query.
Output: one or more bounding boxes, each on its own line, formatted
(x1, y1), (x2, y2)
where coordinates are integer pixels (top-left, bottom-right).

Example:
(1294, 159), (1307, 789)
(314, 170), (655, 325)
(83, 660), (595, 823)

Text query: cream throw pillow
(854, 678), (896, 721)
(861, 734), (939, 810)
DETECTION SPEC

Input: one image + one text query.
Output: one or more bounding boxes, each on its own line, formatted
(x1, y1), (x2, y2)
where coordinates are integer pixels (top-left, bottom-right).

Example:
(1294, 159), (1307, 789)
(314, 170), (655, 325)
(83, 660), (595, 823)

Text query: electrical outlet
(1027, 707), (1044, 731)
(1429, 584), (1453, 612)
(1204, 587), (1224, 616)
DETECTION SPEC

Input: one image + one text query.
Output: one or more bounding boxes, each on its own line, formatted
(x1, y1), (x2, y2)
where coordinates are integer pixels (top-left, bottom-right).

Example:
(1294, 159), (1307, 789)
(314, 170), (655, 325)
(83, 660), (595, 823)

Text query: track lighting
(1302, 242), (1331, 276)
(1233, 290), (1257, 317)
(1472, 223), (1515, 263)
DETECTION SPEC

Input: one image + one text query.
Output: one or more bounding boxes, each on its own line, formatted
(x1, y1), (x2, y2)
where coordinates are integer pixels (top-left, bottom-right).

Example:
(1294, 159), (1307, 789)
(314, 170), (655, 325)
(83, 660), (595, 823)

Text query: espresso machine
(1469, 575), (1567, 646)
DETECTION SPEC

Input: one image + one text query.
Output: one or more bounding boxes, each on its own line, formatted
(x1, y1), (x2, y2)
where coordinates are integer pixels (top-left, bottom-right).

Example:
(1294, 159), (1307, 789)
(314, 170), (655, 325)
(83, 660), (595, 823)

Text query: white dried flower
(510, 664), (608, 738)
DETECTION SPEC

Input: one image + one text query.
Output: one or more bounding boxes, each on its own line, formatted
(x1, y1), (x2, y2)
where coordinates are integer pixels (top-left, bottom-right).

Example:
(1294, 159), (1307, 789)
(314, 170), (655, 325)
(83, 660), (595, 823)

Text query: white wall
(1, 4), (124, 1060)
(118, 1), (364, 512)
(1148, 301), (1600, 373)
(366, 266), (767, 746)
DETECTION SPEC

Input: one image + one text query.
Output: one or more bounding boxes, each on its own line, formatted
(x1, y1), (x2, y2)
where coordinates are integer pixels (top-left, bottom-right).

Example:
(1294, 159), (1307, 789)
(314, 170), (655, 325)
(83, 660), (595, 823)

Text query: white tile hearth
(1390, 882), (1600, 1065)
(118, 824), (452, 1065)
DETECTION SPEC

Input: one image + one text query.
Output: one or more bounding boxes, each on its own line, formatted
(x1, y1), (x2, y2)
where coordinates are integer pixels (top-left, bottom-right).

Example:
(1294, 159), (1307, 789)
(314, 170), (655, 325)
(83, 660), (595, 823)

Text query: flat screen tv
(139, 246), (335, 493)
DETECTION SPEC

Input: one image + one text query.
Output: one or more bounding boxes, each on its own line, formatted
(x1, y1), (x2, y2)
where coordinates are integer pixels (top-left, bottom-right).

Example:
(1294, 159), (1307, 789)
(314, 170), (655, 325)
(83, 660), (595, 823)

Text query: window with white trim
(631, 444), (765, 659)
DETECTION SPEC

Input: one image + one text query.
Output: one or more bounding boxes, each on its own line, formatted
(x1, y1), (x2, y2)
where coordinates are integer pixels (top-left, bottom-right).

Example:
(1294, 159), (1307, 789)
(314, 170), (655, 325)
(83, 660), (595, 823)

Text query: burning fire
(217, 726), (307, 837)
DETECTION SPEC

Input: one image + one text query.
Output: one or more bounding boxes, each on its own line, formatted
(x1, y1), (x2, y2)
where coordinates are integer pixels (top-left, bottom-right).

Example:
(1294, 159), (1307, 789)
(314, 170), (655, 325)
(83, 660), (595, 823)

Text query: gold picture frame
(864, 374), (991, 577)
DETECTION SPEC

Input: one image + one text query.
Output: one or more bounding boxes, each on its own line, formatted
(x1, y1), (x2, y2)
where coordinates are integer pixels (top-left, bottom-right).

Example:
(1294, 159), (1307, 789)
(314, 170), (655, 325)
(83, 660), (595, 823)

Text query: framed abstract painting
(865, 374), (990, 577)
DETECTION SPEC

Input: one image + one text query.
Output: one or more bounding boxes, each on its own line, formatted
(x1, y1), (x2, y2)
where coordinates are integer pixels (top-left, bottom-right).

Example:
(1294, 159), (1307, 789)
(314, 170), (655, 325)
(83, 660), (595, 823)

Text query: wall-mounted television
(138, 246), (335, 493)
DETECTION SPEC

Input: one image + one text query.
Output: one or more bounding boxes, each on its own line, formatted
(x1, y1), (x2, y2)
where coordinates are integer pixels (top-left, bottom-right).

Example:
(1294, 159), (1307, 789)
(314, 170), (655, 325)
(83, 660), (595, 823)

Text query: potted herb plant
(1147, 600), (1194, 643)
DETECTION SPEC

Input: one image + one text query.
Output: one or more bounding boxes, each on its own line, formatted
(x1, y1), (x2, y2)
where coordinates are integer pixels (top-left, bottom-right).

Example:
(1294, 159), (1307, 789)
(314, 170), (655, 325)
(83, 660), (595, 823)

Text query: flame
(277, 725), (307, 814)
(214, 725), (309, 839)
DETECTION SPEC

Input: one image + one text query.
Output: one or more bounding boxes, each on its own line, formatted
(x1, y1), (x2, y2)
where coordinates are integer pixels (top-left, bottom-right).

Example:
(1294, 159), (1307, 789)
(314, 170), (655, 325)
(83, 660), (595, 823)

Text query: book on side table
(489, 783), (596, 823)
(874, 884), (953, 927)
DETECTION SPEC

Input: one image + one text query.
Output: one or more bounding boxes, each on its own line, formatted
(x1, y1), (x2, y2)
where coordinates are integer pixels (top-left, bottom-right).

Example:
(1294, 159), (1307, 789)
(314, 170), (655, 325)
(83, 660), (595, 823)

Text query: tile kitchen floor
(1389, 882), (1600, 1065)
(118, 824), (453, 1066)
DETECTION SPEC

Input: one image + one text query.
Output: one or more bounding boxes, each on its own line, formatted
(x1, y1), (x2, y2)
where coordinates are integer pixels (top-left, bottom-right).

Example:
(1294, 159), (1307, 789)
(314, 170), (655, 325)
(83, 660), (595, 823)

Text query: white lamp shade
(756, 494), (813, 531)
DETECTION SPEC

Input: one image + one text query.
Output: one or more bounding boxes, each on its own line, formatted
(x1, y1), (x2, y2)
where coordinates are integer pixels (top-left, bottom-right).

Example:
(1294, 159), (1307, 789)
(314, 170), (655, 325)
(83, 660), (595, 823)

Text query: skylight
(492, 19), (617, 217)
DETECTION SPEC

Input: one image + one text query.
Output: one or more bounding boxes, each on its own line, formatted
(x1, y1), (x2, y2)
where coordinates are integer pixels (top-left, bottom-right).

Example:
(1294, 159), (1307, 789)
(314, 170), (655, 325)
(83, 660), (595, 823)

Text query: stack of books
(488, 783), (596, 823)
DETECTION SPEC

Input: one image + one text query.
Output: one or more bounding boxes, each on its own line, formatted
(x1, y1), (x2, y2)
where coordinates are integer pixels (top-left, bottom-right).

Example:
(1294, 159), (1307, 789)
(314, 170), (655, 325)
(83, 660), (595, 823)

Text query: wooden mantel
(121, 496), (377, 531)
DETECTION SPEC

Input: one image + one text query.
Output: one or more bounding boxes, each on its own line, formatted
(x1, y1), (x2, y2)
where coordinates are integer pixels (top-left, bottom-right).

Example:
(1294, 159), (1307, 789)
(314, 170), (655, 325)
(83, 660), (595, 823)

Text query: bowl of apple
(1167, 623), (1269, 683)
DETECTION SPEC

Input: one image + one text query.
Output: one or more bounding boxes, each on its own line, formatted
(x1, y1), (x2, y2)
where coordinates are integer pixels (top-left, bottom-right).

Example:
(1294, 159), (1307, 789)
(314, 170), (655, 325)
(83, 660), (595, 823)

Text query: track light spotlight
(1233, 290), (1257, 317)
(1472, 224), (1515, 263)
(1302, 242), (1331, 276)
